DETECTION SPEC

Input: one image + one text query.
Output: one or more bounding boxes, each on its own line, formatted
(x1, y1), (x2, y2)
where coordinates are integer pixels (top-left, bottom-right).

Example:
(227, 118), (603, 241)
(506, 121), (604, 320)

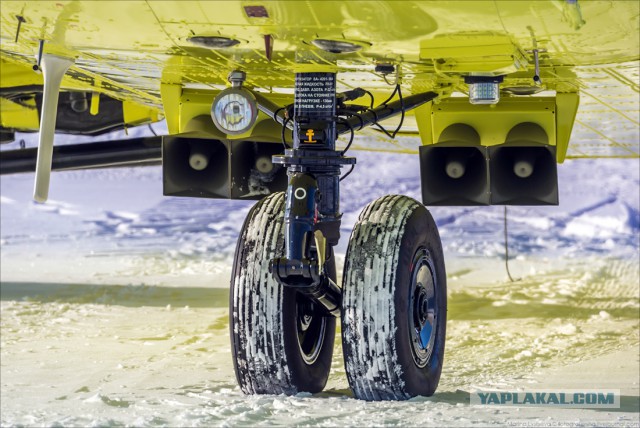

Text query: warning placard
(294, 73), (336, 117)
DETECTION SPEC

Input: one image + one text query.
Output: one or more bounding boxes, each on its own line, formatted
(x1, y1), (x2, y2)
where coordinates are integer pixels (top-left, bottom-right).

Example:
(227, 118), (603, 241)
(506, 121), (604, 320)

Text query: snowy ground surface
(1, 131), (639, 426)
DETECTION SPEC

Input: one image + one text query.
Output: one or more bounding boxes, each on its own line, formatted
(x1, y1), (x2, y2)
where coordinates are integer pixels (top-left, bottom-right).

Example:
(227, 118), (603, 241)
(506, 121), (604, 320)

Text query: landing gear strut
(271, 72), (355, 317)
(229, 72), (446, 400)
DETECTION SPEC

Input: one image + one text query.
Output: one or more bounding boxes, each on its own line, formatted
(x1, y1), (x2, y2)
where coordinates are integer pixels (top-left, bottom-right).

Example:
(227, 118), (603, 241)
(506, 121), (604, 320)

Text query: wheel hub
(408, 249), (437, 368)
(414, 287), (430, 326)
(296, 295), (326, 365)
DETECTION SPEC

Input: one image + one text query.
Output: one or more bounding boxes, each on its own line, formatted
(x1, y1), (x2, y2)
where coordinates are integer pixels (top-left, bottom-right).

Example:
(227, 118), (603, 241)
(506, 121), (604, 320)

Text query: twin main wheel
(341, 195), (447, 400)
(230, 192), (335, 394)
(230, 193), (446, 400)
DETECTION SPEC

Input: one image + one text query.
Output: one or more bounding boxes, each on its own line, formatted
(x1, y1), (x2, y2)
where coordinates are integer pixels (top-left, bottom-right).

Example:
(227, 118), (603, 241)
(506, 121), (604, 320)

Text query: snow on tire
(342, 194), (447, 400)
(230, 192), (335, 395)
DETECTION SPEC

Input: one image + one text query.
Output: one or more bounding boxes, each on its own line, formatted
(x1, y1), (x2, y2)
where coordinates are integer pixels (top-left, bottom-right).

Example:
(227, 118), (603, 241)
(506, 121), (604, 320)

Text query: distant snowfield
(1, 147), (639, 426)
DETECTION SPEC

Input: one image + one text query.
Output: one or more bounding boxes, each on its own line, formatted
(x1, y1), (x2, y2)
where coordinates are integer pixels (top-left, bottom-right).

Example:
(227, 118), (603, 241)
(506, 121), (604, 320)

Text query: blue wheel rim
(408, 248), (437, 368)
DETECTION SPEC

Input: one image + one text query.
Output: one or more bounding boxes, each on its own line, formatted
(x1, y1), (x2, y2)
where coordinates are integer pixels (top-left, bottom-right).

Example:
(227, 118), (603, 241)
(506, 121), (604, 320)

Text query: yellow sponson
(415, 97), (580, 162)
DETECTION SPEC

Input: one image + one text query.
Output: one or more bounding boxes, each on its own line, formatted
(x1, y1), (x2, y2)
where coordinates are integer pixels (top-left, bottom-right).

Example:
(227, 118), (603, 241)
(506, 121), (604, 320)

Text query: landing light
(211, 87), (258, 135)
(465, 76), (504, 105)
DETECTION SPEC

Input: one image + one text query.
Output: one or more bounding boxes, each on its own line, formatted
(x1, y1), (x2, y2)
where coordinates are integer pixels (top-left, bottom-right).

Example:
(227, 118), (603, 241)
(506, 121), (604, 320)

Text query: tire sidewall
(393, 204), (447, 397)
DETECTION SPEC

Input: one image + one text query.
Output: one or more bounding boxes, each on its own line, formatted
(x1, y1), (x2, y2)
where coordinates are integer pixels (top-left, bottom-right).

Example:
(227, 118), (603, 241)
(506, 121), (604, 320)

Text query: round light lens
(211, 88), (257, 135)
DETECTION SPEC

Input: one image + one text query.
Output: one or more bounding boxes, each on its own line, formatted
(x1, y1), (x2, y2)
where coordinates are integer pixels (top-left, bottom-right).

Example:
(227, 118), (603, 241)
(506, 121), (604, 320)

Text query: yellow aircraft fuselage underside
(0, 1), (638, 159)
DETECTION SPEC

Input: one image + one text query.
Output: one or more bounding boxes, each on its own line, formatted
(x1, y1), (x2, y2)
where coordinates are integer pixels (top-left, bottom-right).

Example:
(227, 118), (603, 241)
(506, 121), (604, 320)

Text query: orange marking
(305, 129), (317, 143)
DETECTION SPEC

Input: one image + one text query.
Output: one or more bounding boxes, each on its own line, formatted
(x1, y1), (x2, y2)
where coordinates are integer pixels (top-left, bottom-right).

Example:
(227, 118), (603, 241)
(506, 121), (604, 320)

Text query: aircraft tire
(341, 195), (447, 400)
(230, 192), (335, 395)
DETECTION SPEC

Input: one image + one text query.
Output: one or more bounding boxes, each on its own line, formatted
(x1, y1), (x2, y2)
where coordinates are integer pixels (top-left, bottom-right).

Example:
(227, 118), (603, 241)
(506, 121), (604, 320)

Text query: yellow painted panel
(179, 90), (216, 133)
(160, 84), (182, 135)
(0, 97), (39, 129)
(428, 98), (556, 148)
(555, 93), (580, 163)
(0, 59), (43, 87)
(420, 34), (521, 59)
(0, 1), (637, 157)
(122, 101), (160, 126)
(414, 101), (434, 145)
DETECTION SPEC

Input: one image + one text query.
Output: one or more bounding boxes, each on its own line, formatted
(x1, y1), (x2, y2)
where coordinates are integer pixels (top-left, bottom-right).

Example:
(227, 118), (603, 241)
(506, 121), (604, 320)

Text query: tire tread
(342, 195), (422, 400)
(231, 193), (293, 394)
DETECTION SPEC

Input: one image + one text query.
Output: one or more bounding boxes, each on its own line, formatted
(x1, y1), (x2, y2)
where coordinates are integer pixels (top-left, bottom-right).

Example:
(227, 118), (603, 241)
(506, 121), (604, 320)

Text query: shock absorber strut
(271, 71), (355, 317)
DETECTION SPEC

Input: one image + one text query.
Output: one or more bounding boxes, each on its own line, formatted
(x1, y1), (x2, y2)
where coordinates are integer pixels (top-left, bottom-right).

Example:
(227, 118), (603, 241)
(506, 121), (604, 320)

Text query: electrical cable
(338, 118), (355, 156)
(371, 84), (405, 139)
(363, 90), (374, 109)
(337, 108), (365, 131)
(350, 111), (365, 131)
(272, 106), (285, 122)
(383, 74), (396, 86)
(339, 164), (355, 182)
(147, 123), (157, 136)
(379, 83), (399, 107)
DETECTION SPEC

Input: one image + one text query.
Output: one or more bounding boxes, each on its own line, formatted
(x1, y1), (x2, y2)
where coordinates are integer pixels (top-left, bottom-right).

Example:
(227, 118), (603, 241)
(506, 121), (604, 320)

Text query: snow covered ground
(1, 131), (639, 426)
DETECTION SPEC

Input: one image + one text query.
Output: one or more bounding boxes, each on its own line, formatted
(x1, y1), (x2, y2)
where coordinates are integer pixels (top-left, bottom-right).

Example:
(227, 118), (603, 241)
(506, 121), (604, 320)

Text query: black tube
(255, 90), (438, 135)
(252, 91), (294, 129)
(0, 137), (162, 174)
(336, 91), (438, 136)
